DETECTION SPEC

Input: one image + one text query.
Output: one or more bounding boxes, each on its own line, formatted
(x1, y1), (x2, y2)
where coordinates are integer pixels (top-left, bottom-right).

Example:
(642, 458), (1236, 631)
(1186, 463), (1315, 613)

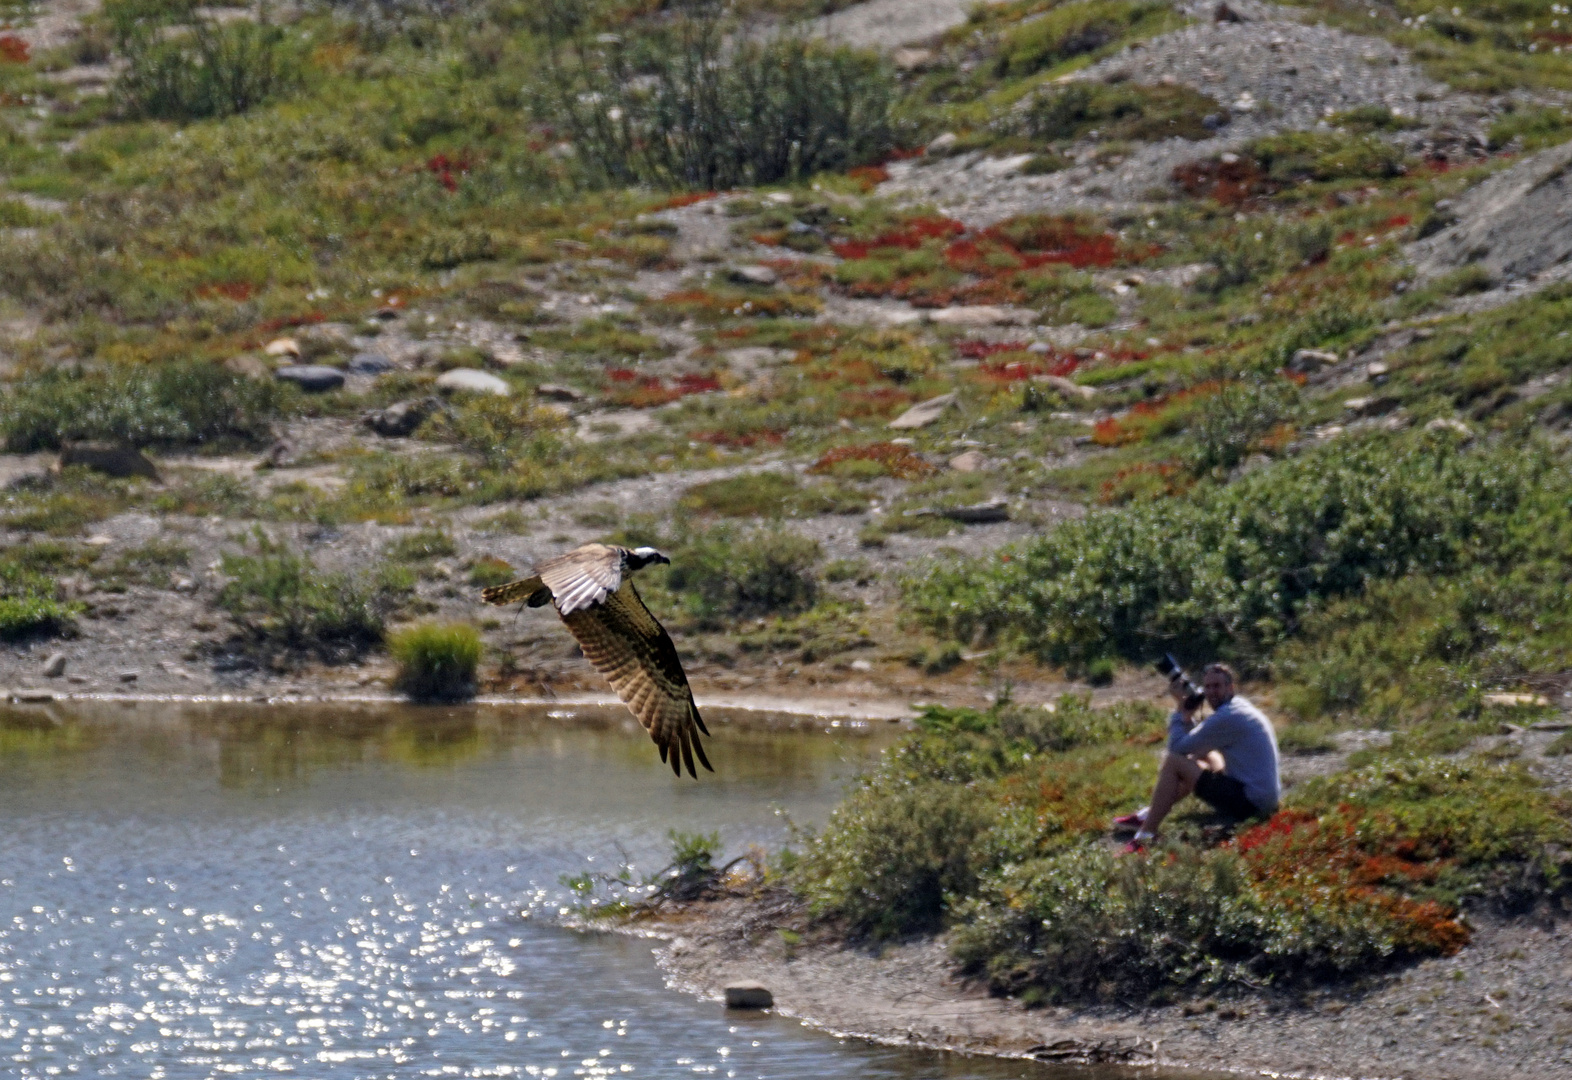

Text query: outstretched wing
(538, 544), (624, 615)
(480, 576), (548, 607)
(560, 581), (712, 777)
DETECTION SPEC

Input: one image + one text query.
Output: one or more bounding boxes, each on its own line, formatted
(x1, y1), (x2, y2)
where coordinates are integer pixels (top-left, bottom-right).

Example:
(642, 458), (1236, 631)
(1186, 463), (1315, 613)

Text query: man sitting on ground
(1116, 662), (1280, 852)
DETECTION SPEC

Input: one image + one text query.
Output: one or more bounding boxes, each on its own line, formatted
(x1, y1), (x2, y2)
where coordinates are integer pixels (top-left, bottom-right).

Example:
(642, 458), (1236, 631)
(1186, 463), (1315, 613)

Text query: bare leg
(1142, 752), (1204, 837)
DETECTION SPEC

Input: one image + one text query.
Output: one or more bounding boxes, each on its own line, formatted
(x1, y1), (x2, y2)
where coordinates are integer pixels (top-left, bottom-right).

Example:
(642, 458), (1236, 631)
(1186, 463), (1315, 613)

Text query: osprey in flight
(481, 543), (713, 777)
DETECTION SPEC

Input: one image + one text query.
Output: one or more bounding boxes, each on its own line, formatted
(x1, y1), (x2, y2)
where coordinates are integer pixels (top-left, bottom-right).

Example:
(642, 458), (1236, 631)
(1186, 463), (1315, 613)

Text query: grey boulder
(59, 442), (160, 481)
(362, 397), (441, 438)
(275, 365), (346, 393)
(349, 352), (395, 375)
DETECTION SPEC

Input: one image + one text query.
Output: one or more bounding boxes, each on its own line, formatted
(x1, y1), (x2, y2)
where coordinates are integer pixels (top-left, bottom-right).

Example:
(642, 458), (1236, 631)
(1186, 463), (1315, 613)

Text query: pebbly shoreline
(612, 895), (1572, 1080)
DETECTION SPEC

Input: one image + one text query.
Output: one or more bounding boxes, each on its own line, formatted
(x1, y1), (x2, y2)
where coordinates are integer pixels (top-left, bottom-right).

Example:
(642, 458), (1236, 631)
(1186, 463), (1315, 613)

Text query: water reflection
(0, 702), (1184, 1080)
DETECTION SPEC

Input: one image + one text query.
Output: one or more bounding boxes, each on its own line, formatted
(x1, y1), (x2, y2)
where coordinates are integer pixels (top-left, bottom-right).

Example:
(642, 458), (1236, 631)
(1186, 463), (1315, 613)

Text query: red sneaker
(1120, 838), (1149, 856)
(1112, 810), (1147, 830)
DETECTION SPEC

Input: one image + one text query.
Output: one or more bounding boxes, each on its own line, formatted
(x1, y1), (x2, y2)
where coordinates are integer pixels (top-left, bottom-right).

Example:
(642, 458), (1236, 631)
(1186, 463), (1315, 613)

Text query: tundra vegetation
(0, 0), (1569, 1004)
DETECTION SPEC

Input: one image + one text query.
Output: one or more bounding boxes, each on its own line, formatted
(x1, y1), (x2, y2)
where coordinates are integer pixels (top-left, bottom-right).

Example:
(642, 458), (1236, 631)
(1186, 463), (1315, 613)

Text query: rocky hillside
(0, 0), (1565, 727)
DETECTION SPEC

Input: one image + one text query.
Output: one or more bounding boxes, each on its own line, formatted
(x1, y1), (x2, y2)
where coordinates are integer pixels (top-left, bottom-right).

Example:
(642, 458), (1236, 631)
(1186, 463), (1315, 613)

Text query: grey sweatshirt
(1168, 695), (1282, 813)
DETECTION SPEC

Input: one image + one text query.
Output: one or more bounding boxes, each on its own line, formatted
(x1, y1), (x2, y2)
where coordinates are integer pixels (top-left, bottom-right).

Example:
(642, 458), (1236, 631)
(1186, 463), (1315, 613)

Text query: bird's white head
(625, 546), (670, 570)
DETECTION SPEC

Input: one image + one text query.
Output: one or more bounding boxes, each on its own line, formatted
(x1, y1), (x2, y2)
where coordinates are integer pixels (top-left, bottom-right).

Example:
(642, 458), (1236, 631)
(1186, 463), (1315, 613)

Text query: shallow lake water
(0, 700), (1177, 1080)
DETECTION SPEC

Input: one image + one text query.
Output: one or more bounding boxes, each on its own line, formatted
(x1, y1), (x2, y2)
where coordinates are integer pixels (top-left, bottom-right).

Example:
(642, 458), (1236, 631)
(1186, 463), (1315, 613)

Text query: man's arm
(1170, 705), (1239, 757)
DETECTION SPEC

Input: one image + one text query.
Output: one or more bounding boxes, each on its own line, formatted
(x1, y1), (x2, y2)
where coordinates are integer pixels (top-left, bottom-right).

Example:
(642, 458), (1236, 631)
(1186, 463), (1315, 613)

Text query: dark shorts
(1194, 771), (1261, 820)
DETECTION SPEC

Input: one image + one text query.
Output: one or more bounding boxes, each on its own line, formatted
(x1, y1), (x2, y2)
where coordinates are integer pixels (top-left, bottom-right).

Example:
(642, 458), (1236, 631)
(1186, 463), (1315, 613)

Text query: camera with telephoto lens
(1155, 653), (1206, 711)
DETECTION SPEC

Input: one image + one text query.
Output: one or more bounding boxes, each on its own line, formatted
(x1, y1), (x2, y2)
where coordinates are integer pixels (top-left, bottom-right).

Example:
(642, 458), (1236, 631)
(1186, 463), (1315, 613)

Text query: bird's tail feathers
(481, 576), (547, 607)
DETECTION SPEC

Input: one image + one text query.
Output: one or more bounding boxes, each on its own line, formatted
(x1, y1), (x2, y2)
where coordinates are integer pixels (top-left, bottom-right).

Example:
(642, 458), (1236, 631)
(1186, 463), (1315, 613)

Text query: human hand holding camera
(1156, 654), (1205, 722)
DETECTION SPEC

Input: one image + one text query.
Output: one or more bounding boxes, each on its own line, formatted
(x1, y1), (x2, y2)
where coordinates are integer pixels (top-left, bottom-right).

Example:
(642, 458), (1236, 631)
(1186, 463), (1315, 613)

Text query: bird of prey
(481, 543), (713, 777)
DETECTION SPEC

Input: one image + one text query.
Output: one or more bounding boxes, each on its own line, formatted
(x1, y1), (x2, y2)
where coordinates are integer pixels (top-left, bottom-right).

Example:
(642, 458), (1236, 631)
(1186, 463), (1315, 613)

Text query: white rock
(889, 392), (956, 430)
(1483, 692), (1549, 708)
(948, 450), (987, 472)
(436, 369), (511, 396)
(1036, 375), (1096, 400)
(1289, 348), (1339, 373)
(976, 153), (1035, 177)
(926, 305), (1034, 327)
(727, 264), (779, 287)
(1425, 416), (1473, 439)
(264, 337), (301, 358)
(926, 132), (959, 154)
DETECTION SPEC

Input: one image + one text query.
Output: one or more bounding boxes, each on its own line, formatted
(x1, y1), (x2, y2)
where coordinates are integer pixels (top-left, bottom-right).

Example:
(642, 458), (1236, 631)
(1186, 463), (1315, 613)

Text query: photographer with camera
(1114, 660), (1280, 853)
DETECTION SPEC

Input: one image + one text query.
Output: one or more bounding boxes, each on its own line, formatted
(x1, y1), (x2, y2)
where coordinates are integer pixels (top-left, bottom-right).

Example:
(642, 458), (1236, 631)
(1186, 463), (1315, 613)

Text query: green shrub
(1026, 82), (1222, 143)
(390, 622), (483, 701)
(534, 1), (897, 189)
(467, 556), (516, 588)
(0, 543), (83, 640)
(1275, 562), (1572, 728)
(796, 698), (1159, 938)
(1247, 131), (1409, 183)
(114, 11), (302, 121)
(995, 0), (1171, 77)
(217, 532), (411, 656)
(0, 361), (290, 452)
(665, 525), (821, 619)
(799, 777), (1002, 938)
(1185, 379), (1300, 474)
(950, 835), (1466, 1002)
(387, 528), (457, 563)
(904, 432), (1572, 666)
(1487, 104), (1572, 150)
(0, 595), (80, 641)
(1328, 105), (1422, 133)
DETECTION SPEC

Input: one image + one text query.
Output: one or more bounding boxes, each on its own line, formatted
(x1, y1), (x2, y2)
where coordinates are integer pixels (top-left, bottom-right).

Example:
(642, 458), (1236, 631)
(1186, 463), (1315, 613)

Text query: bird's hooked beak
(628, 546), (670, 569)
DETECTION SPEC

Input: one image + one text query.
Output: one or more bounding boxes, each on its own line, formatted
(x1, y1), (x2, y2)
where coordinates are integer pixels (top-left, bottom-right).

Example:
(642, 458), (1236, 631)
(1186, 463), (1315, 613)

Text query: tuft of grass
(467, 556), (516, 588)
(0, 542), (85, 640)
(534, 2), (898, 189)
(111, 4), (302, 121)
(390, 621), (483, 702)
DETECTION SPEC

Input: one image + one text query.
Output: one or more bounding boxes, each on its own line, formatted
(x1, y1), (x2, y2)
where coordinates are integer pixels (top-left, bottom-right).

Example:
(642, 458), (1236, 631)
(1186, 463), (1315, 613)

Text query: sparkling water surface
(0, 701), (1155, 1080)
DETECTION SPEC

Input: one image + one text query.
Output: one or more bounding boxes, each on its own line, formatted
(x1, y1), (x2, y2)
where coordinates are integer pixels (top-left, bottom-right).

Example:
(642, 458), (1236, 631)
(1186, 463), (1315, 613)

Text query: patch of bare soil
(631, 891), (1572, 1079)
